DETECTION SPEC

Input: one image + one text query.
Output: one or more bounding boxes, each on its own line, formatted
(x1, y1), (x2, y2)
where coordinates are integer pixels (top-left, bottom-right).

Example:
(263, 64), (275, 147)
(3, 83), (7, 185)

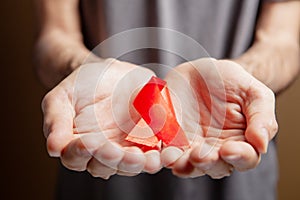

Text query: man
(34, 0), (300, 199)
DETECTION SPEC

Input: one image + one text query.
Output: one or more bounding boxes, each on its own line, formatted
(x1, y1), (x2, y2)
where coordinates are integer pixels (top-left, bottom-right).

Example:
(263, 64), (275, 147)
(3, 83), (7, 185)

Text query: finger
(220, 140), (261, 171)
(204, 159), (233, 179)
(144, 150), (162, 174)
(93, 141), (124, 169)
(61, 133), (107, 171)
(175, 168), (205, 178)
(42, 89), (74, 157)
(61, 139), (92, 171)
(189, 142), (232, 179)
(87, 142), (124, 179)
(87, 158), (117, 180)
(117, 146), (146, 176)
(244, 84), (278, 153)
(171, 149), (197, 178)
(161, 146), (184, 168)
(189, 142), (218, 171)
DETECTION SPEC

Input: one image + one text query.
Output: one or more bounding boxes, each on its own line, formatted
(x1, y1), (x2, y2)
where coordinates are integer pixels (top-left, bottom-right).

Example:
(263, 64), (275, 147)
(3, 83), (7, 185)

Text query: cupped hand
(161, 58), (278, 178)
(42, 58), (162, 179)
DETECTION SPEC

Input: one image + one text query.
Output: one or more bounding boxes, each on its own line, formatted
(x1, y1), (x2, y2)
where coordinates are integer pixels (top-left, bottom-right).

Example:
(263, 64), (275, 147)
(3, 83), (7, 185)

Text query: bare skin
(42, 59), (162, 179)
(163, 1), (300, 178)
(35, 0), (300, 179)
(162, 59), (277, 178)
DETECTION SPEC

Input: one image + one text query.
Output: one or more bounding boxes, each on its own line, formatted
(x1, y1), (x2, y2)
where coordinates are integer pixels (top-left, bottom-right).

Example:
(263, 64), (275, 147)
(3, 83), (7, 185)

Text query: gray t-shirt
(57, 1), (283, 200)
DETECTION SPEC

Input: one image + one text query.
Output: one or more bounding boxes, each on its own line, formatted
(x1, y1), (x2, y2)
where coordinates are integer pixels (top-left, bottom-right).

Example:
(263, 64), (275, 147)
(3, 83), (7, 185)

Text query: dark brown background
(1, 1), (299, 199)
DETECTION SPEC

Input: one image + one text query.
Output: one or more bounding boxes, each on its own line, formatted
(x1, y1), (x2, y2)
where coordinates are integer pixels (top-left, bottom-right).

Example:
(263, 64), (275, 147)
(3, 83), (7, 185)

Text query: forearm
(34, 0), (91, 89)
(234, 1), (300, 93)
(235, 38), (300, 93)
(34, 31), (90, 88)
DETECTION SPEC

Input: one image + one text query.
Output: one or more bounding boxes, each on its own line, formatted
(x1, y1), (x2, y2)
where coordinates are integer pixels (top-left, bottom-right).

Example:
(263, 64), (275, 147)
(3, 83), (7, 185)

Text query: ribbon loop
(126, 76), (189, 151)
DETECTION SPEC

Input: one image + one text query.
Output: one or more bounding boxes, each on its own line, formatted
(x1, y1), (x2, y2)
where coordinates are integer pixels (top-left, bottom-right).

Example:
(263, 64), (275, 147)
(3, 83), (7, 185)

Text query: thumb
(244, 83), (278, 153)
(42, 88), (74, 157)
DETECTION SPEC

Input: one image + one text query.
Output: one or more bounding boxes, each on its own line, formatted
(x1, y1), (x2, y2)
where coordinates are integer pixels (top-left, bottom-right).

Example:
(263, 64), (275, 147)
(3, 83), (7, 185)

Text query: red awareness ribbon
(126, 76), (189, 151)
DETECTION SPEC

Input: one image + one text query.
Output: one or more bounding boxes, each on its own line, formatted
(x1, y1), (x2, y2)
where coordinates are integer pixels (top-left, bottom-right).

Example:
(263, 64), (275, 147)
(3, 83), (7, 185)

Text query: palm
(44, 59), (161, 178)
(166, 60), (248, 145)
(163, 58), (276, 178)
(72, 60), (153, 145)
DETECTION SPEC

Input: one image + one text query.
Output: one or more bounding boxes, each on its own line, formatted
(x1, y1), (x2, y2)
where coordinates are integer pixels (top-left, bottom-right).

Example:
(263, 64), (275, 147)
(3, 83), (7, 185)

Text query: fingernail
(261, 128), (269, 153)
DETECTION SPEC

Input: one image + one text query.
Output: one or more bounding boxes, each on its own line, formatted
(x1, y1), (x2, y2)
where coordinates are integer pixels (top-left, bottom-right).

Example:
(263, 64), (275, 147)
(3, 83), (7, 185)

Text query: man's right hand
(42, 59), (162, 179)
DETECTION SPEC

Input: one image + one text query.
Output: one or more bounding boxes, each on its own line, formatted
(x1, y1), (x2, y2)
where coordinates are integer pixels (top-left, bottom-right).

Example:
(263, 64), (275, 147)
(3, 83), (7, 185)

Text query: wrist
(232, 40), (300, 93)
(34, 31), (91, 89)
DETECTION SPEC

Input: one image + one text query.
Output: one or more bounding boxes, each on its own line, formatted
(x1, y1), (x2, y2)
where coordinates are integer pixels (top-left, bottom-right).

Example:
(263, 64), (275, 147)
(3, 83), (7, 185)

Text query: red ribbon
(126, 76), (189, 151)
